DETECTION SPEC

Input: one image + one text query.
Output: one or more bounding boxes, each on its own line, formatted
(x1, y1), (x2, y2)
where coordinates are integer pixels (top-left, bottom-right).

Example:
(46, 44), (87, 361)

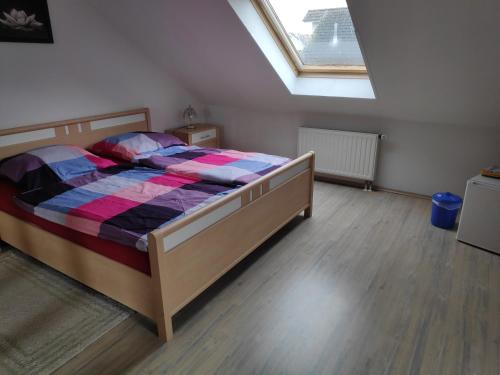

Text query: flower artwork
(1, 9), (44, 31)
(0, 1), (53, 43)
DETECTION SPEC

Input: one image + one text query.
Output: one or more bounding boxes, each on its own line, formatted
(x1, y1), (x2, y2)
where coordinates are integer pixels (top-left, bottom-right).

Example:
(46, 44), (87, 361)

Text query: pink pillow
(90, 132), (186, 161)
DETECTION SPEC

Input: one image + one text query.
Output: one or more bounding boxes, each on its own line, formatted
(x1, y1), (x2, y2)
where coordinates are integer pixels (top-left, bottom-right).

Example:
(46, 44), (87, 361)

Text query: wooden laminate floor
(55, 182), (499, 375)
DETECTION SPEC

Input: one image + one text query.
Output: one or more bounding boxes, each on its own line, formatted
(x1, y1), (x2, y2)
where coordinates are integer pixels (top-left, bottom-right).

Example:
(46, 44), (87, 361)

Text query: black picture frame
(0, 0), (53, 43)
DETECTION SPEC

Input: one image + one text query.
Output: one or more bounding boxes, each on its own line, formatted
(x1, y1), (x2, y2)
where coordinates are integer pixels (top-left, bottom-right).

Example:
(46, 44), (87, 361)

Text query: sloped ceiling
(89, 0), (500, 127)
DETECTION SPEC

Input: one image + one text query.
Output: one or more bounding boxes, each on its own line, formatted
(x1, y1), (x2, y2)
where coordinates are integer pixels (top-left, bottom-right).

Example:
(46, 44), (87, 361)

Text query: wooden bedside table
(172, 124), (220, 148)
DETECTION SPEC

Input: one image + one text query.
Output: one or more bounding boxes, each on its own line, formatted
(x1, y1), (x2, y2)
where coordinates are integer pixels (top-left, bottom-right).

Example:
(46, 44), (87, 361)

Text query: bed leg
(305, 152), (315, 219)
(157, 314), (174, 342)
(148, 233), (174, 342)
(304, 206), (312, 218)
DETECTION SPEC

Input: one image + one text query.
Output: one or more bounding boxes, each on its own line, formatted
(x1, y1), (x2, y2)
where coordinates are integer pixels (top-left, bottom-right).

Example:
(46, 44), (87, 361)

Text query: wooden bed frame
(0, 108), (315, 342)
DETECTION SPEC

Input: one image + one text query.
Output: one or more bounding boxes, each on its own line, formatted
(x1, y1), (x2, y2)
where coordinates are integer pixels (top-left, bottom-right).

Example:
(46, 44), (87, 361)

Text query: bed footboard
(148, 152), (315, 341)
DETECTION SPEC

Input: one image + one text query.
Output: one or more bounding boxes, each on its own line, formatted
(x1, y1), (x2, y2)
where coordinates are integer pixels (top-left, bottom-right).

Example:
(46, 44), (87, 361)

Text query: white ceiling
(89, 0), (500, 127)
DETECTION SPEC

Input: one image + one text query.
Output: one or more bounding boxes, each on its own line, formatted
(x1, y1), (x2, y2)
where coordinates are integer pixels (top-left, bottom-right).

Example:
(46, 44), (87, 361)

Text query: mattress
(0, 180), (151, 275)
(14, 166), (236, 251)
(134, 145), (290, 186)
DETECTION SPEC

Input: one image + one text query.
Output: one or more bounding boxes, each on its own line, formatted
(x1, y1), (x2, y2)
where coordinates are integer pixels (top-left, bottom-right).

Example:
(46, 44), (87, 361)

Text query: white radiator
(298, 127), (380, 182)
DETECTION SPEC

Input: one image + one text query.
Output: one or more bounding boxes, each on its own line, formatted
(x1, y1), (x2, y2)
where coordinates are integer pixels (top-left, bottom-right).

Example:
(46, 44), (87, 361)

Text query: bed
(0, 108), (315, 341)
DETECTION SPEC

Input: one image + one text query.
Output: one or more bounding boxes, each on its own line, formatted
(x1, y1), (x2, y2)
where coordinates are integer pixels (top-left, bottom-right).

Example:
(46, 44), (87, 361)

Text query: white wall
(88, 0), (500, 127)
(208, 105), (500, 196)
(0, 0), (202, 131)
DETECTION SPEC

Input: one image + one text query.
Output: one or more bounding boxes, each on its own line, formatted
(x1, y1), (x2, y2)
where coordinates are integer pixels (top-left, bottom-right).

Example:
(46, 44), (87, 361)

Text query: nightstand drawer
(172, 124), (220, 148)
(191, 129), (217, 144)
(195, 138), (218, 148)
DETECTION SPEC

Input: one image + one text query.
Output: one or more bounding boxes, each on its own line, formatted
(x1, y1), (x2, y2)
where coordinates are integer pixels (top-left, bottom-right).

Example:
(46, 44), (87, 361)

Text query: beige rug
(0, 246), (130, 374)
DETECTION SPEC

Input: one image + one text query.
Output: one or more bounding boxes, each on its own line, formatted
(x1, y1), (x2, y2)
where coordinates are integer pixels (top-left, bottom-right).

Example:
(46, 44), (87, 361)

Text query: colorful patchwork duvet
(15, 165), (235, 251)
(134, 145), (290, 186)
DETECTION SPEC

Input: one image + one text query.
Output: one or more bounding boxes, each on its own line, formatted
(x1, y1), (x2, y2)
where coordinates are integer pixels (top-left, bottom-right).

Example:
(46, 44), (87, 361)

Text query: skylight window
(253, 0), (367, 75)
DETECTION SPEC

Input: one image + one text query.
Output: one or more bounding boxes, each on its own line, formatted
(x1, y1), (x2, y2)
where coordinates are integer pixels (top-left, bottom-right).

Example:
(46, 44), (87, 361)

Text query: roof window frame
(251, 0), (368, 76)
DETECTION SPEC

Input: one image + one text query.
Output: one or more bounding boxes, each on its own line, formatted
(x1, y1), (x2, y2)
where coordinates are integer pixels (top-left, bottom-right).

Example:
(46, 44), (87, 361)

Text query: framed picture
(0, 0), (53, 43)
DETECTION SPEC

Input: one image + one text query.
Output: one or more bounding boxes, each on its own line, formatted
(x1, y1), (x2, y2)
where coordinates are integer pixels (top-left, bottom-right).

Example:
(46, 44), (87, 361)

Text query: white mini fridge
(457, 175), (500, 254)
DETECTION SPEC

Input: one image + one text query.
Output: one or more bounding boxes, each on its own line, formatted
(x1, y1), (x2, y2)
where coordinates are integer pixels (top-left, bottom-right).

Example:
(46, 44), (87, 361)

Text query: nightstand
(172, 124), (220, 148)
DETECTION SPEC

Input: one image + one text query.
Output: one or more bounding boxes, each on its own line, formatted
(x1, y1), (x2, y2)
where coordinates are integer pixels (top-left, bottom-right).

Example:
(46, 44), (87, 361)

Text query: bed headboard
(0, 108), (151, 159)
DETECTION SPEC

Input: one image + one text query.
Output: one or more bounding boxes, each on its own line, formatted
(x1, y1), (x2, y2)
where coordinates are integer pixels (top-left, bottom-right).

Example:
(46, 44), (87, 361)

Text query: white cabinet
(457, 175), (500, 254)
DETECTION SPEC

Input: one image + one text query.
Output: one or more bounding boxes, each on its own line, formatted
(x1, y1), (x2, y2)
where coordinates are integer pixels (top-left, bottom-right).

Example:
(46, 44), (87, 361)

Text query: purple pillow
(0, 145), (116, 191)
(89, 132), (186, 161)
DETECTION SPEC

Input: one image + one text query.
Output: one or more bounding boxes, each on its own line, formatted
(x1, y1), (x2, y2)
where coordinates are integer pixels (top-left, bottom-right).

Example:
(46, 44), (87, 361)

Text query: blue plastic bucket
(431, 192), (462, 229)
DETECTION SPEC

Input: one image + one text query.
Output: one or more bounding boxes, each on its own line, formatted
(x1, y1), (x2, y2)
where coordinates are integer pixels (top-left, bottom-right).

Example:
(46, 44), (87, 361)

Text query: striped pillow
(0, 145), (116, 191)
